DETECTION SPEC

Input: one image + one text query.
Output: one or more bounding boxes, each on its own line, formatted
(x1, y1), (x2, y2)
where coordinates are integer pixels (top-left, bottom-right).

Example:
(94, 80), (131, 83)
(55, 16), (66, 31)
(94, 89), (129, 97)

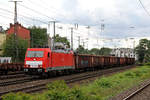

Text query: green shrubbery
(2, 81), (87, 100)
(2, 92), (32, 100)
(45, 81), (87, 100)
(2, 65), (150, 100)
(94, 77), (113, 88)
(144, 62), (150, 66)
(46, 81), (85, 100)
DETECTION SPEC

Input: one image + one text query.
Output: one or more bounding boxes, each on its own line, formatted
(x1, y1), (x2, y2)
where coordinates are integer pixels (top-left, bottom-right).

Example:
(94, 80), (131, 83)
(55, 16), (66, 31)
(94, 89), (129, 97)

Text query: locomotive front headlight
(27, 65), (30, 68)
(25, 65), (28, 68)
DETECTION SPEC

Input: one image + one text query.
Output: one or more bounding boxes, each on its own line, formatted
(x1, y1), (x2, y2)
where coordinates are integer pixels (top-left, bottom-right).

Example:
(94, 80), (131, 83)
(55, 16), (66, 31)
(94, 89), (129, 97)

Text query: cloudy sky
(0, 0), (150, 49)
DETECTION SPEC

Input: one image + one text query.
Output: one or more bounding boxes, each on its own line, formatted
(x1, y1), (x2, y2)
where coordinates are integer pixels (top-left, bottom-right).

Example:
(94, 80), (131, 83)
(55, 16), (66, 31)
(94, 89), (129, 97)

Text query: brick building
(6, 23), (30, 47)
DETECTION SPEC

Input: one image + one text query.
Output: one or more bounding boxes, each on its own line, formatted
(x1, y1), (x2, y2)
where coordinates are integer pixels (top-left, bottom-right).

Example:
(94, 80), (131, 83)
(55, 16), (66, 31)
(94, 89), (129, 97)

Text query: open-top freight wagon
(0, 57), (24, 74)
(24, 48), (135, 75)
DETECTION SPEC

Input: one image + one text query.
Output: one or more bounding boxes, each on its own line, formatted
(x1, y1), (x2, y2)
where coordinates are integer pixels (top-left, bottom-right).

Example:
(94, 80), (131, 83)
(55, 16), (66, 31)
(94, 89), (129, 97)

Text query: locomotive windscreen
(27, 51), (44, 57)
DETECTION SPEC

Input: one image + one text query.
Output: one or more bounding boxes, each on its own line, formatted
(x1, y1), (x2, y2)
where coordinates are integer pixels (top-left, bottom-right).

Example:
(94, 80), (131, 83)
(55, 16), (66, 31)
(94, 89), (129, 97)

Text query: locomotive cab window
(27, 51), (44, 57)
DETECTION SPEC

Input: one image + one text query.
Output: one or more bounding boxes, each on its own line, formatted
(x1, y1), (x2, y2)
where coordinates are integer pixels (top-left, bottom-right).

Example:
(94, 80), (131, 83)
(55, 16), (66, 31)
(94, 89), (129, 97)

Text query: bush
(46, 80), (87, 100)
(69, 87), (87, 100)
(46, 80), (69, 100)
(2, 92), (32, 100)
(94, 77), (113, 88)
(144, 62), (150, 66)
(47, 80), (68, 91)
(124, 72), (135, 78)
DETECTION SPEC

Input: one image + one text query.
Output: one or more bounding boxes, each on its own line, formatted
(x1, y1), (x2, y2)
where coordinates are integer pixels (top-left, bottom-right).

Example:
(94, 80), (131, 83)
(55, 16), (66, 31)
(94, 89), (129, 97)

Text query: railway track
(0, 73), (25, 80)
(0, 76), (39, 86)
(122, 80), (150, 100)
(0, 72), (40, 87)
(0, 72), (106, 95)
(0, 71), (24, 76)
(0, 65), (136, 97)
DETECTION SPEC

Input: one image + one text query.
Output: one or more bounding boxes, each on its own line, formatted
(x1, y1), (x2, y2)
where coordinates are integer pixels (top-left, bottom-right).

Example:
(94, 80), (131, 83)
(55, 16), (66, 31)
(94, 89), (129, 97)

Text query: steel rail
(123, 81), (150, 100)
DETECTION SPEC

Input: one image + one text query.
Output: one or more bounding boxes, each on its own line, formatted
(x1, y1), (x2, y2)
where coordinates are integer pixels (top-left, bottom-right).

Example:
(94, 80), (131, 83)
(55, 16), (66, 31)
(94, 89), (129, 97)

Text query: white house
(110, 48), (137, 59)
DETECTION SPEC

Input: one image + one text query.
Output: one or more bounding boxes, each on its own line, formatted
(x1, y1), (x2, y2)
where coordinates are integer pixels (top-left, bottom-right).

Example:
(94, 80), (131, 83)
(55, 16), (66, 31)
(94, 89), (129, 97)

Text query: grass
(2, 65), (150, 100)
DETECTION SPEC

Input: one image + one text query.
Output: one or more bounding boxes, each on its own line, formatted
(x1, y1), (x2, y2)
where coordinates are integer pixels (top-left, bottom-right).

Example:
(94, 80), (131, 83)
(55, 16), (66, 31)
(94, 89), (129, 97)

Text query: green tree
(145, 40), (150, 62)
(29, 26), (48, 48)
(54, 34), (70, 48)
(2, 34), (28, 62)
(99, 47), (112, 56)
(89, 48), (112, 55)
(135, 39), (150, 63)
(76, 46), (112, 55)
(76, 45), (87, 54)
(90, 48), (100, 55)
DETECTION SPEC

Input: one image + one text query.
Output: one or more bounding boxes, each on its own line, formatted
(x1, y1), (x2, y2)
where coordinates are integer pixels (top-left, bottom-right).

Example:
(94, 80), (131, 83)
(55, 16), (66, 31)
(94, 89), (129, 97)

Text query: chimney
(10, 23), (13, 27)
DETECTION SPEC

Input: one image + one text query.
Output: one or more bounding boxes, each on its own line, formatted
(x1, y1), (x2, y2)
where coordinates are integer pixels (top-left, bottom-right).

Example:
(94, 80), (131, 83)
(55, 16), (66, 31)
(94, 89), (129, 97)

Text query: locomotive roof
(27, 48), (51, 51)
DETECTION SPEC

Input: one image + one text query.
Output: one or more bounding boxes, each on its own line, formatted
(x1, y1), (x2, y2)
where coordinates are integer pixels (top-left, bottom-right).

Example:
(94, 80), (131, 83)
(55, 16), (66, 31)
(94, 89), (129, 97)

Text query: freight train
(24, 48), (135, 76)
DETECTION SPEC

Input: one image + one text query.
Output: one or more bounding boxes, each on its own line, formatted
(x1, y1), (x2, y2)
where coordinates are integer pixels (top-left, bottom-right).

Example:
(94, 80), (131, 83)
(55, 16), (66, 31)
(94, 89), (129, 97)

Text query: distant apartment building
(110, 48), (137, 59)
(6, 23), (30, 47)
(0, 32), (6, 55)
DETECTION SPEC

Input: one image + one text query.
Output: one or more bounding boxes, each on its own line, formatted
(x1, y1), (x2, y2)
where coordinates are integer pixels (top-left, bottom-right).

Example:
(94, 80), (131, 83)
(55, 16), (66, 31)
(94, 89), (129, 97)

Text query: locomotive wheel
(42, 72), (48, 78)
(64, 70), (69, 75)
(4, 71), (8, 75)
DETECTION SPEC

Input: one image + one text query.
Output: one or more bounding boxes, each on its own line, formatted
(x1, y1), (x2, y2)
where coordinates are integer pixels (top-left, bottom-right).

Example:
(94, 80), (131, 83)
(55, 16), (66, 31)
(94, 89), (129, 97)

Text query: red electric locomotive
(24, 48), (75, 74)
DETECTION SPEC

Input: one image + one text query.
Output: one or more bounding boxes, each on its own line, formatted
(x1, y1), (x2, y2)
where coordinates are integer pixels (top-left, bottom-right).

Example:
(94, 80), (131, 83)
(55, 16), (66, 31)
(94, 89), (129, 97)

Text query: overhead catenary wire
(18, 3), (55, 21)
(7, 1), (92, 32)
(0, 14), (13, 20)
(26, 0), (67, 19)
(0, 10), (45, 27)
(0, 0), (82, 27)
(138, 0), (150, 17)
(0, 15), (31, 27)
(25, 0), (81, 26)
(0, 7), (48, 24)
(32, 0), (84, 24)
